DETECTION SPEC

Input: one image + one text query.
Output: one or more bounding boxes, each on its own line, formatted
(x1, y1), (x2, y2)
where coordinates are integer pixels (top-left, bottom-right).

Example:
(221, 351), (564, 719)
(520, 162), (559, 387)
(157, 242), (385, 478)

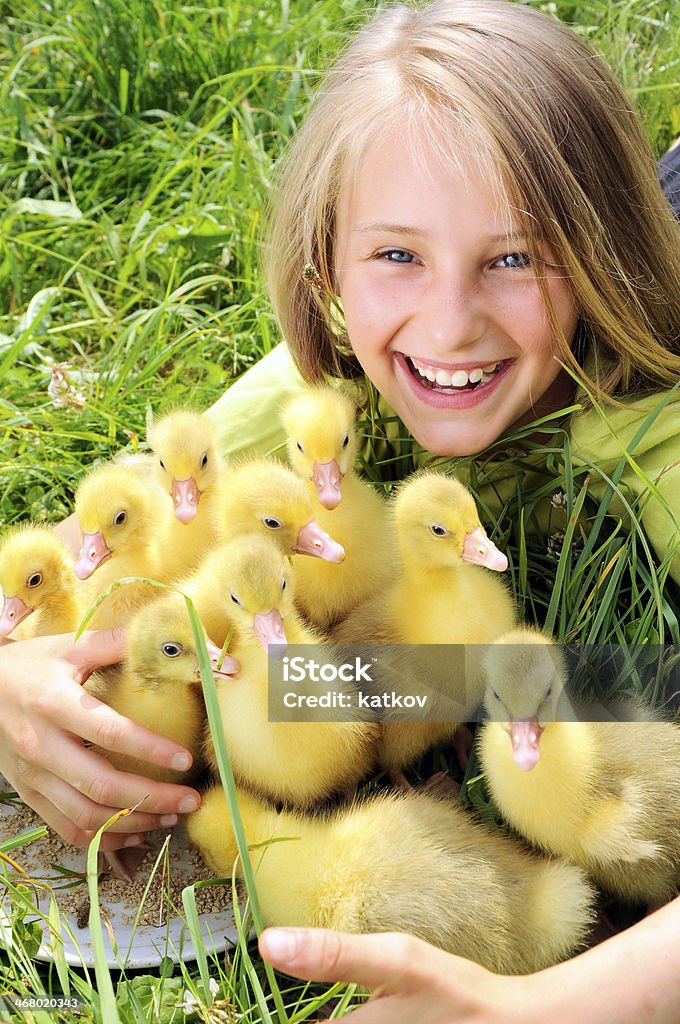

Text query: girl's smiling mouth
(397, 353), (514, 408)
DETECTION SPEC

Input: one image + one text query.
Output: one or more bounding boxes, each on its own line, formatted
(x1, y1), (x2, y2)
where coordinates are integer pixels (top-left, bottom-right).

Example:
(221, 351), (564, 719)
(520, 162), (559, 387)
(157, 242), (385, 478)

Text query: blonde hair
(264, 0), (680, 399)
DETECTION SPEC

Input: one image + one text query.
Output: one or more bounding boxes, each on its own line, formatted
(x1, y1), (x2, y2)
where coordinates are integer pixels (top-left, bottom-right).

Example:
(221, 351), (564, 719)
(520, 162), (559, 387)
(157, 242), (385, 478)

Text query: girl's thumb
(259, 927), (416, 989)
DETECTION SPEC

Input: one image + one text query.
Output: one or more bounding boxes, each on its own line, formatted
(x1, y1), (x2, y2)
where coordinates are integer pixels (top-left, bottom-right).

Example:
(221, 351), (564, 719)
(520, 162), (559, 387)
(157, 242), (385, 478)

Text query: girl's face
(334, 131), (579, 457)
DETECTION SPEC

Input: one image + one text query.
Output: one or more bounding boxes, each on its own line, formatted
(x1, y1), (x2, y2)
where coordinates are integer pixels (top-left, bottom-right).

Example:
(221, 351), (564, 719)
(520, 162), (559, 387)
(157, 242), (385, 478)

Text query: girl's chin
(402, 424), (494, 458)
(382, 399), (499, 455)
(382, 378), (506, 455)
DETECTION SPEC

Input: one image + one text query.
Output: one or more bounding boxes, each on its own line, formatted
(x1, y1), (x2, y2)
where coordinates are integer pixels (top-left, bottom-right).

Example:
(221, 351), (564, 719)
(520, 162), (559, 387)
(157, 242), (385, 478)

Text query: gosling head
(0, 527), (75, 637)
(74, 465), (157, 579)
(148, 410), (221, 523)
(393, 471), (507, 572)
(282, 389), (358, 509)
(210, 535), (294, 657)
(216, 458), (344, 562)
(126, 594), (238, 685)
(482, 627), (567, 771)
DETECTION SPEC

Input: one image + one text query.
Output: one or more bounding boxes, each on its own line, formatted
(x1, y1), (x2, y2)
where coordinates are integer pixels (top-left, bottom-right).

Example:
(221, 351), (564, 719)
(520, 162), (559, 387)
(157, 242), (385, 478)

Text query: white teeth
(413, 359), (436, 381)
(410, 357), (503, 389)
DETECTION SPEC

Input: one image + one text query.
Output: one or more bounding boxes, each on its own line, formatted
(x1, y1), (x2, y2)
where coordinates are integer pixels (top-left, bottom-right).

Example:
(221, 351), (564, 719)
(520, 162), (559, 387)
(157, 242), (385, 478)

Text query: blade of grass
(182, 593), (288, 1023)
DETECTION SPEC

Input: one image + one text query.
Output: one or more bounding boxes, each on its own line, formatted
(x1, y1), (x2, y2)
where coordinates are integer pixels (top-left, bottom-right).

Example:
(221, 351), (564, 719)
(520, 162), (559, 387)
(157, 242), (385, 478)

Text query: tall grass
(1, 0), (680, 1020)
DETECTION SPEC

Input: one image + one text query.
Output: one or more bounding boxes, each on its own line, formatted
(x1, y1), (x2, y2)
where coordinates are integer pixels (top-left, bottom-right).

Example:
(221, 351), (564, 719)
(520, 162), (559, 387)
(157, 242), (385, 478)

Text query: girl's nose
(418, 274), (486, 351)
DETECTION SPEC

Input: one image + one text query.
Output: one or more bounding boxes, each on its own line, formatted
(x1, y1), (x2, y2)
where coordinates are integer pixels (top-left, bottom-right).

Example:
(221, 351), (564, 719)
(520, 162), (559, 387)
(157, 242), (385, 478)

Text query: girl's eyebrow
(351, 222), (432, 237)
(351, 222), (528, 244)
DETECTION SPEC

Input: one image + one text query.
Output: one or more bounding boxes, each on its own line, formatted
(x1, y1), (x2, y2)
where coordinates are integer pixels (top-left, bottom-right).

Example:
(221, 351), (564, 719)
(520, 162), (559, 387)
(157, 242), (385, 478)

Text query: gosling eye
(430, 523), (448, 537)
(200, 452), (208, 469)
(544, 686), (552, 700)
(113, 510), (127, 527)
(263, 516), (282, 530)
(492, 689), (501, 702)
(296, 441), (304, 453)
(26, 572), (43, 589)
(281, 577), (286, 591)
(162, 642), (183, 658)
(231, 592), (243, 607)
(159, 459), (166, 471)
(342, 433), (349, 448)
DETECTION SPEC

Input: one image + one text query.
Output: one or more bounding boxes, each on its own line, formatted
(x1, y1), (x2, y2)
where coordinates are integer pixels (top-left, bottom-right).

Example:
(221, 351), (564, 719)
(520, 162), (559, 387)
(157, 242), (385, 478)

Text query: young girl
(1, 0), (679, 1016)
(206, 0), (680, 584)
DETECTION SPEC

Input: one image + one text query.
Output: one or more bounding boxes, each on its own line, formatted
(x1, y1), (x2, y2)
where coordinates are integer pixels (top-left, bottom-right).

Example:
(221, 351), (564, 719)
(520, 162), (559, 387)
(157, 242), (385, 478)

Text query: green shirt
(206, 343), (680, 586)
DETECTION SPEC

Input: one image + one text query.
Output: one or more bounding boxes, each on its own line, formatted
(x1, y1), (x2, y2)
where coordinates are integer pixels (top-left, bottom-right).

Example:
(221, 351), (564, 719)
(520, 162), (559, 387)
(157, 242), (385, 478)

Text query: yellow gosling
(479, 626), (680, 904)
(147, 410), (225, 579)
(199, 534), (378, 807)
(74, 463), (164, 628)
(0, 526), (81, 638)
(86, 593), (238, 783)
(188, 784), (595, 974)
(282, 388), (395, 628)
(336, 471), (515, 780)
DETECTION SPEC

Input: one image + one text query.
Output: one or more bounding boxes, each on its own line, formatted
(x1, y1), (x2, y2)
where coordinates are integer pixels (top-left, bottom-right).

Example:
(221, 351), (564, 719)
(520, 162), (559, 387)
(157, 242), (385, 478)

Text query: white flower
(46, 362), (86, 409)
(177, 988), (200, 1013)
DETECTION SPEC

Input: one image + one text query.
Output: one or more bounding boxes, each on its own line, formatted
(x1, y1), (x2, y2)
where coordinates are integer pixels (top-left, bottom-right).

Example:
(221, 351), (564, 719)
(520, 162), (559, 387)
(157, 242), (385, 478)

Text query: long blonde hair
(264, 0), (680, 399)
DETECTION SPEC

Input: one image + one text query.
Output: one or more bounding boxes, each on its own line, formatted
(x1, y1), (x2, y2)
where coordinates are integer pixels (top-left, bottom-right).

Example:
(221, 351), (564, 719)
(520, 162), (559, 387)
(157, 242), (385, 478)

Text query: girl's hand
(260, 898), (680, 1024)
(0, 630), (200, 851)
(258, 929), (514, 1023)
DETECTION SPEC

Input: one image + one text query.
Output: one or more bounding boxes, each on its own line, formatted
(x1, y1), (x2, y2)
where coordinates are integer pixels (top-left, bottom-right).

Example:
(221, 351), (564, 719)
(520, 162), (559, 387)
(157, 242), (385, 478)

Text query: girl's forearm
(527, 897), (680, 1024)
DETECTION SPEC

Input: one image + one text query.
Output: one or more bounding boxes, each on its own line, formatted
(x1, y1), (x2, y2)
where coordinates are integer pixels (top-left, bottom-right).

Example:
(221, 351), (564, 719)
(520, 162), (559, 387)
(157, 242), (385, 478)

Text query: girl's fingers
(10, 758), (185, 835)
(38, 768), (181, 832)
(259, 928), (426, 990)
(33, 667), (195, 778)
(6, 635), (193, 777)
(12, 784), (147, 853)
(64, 627), (127, 678)
(75, 688), (193, 771)
(13, 732), (200, 820)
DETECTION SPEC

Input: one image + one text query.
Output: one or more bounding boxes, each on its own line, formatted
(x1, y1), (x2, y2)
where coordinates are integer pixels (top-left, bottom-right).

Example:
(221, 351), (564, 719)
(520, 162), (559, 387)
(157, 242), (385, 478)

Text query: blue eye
(494, 252), (531, 269)
(379, 249), (415, 264)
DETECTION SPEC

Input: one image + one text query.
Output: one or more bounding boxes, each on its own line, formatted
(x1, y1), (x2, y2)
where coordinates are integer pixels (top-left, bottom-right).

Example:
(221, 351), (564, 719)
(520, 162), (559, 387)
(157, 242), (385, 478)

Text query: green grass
(1, 0), (680, 1020)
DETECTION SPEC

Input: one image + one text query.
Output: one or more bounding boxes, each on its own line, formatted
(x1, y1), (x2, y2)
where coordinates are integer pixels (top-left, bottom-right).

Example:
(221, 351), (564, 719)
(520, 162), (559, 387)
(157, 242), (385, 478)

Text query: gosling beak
(0, 594), (33, 637)
(204, 637), (240, 679)
(252, 609), (288, 658)
(312, 459), (343, 510)
(172, 477), (200, 524)
(509, 717), (543, 771)
(462, 527), (508, 571)
(75, 531), (112, 579)
(293, 519), (345, 562)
